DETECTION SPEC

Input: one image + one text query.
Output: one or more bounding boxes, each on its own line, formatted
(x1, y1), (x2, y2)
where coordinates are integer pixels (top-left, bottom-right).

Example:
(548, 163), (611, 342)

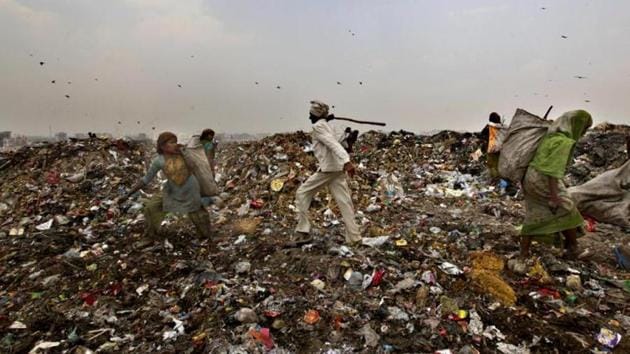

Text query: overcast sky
(1, 0), (629, 136)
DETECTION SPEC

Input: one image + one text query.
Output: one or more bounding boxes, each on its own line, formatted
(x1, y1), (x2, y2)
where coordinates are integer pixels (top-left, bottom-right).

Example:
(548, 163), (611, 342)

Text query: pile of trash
(568, 123), (630, 185)
(1, 127), (629, 353)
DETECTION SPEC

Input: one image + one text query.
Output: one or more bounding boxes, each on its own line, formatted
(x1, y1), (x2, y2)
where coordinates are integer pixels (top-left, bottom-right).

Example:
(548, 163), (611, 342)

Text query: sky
(1, 0), (629, 137)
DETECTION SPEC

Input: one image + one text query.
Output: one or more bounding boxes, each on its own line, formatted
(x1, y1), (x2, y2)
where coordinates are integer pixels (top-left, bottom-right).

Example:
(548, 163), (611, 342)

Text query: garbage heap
(1, 127), (629, 354)
(568, 123), (630, 185)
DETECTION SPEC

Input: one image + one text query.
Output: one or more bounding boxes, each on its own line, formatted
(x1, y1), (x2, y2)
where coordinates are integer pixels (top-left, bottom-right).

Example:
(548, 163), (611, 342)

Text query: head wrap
(156, 131), (177, 154)
(529, 110), (592, 178)
(548, 110), (593, 140)
(309, 100), (329, 118)
(489, 112), (501, 124)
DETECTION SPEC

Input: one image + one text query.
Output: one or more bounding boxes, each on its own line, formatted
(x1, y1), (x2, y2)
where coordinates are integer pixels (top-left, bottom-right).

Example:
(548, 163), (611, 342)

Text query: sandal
(564, 247), (592, 260)
(283, 232), (313, 248)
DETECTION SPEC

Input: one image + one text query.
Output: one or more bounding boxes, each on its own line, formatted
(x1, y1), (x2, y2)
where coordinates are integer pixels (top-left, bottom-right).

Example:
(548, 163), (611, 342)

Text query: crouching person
(120, 132), (212, 239)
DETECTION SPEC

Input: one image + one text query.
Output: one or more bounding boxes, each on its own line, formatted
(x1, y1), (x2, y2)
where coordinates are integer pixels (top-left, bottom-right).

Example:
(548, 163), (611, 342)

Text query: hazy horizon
(2, 0), (629, 137)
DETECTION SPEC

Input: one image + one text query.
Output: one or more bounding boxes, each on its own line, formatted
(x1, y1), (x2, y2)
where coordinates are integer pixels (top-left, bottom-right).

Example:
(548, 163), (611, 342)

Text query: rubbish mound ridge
(0, 128), (629, 353)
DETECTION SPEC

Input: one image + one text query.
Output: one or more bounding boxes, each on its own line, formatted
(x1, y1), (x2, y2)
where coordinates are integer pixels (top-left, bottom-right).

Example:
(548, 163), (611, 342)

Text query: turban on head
(309, 100), (329, 118)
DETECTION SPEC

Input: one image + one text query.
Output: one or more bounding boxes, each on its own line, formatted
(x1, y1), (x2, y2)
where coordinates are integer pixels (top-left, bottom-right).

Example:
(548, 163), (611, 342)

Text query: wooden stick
(330, 116), (387, 127)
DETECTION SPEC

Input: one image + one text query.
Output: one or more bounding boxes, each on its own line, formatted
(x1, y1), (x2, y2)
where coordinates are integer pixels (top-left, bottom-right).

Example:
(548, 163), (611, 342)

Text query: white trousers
(295, 171), (361, 243)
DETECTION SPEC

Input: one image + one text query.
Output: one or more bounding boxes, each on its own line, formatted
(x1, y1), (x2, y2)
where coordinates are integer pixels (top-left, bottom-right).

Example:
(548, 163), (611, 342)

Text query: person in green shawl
(520, 110), (592, 259)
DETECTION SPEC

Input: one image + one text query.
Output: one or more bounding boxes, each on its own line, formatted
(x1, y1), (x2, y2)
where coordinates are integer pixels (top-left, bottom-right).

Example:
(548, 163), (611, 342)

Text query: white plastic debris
(421, 270), (436, 284)
(365, 203), (382, 213)
(234, 307), (259, 323)
(162, 317), (185, 341)
(9, 227), (25, 236)
(357, 323), (380, 348)
(311, 279), (326, 291)
(234, 234), (247, 245)
(439, 262), (463, 275)
(54, 215), (70, 225)
(136, 284), (149, 296)
(468, 310), (484, 335)
(9, 320), (27, 329)
(361, 236), (390, 247)
(483, 325), (506, 340)
(597, 328), (622, 348)
(237, 202), (250, 216)
(65, 172), (85, 183)
(388, 278), (417, 294)
(29, 341), (61, 353)
(387, 306), (410, 321)
(338, 245), (353, 256)
(234, 261), (251, 274)
(496, 342), (530, 354)
(361, 273), (373, 290)
(35, 219), (53, 231)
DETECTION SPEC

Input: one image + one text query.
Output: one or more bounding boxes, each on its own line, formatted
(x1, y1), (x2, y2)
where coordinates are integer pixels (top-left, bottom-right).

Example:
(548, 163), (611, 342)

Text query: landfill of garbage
(0, 125), (629, 353)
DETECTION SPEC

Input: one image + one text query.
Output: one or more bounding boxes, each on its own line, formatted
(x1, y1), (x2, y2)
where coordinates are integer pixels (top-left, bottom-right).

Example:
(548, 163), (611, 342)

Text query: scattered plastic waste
(596, 328), (622, 348)
(248, 327), (274, 350)
(234, 308), (259, 323)
(35, 219), (53, 231)
(566, 275), (582, 290)
(234, 261), (251, 274)
(496, 342), (530, 354)
(303, 309), (321, 324)
(0, 127), (628, 352)
(311, 279), (326, 291)
(357, 323), (380, 348)
(439, 262), (463, 275)
(361, 235), (390, 247)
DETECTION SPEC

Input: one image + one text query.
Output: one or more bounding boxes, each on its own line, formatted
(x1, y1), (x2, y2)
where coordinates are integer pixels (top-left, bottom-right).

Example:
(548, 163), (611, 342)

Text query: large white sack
(498, 109), (551, 184)
(182, 136), (218, 197)
(569, 160), (630, 228)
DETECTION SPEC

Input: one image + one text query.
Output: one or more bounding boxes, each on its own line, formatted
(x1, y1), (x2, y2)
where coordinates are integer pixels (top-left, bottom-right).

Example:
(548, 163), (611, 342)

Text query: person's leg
(520, 236), (532, 258)
(487, 153), (500, 180)
(143, 194), (166, 238)
(189, 208), (212, 238)
(562, 228), (579, 258)
(329, 172), (361, 244)
(295, 172), (332, 234)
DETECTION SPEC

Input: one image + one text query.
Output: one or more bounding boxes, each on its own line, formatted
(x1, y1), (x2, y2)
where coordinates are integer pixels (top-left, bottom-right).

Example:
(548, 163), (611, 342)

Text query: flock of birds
(33, 7), (594, 108)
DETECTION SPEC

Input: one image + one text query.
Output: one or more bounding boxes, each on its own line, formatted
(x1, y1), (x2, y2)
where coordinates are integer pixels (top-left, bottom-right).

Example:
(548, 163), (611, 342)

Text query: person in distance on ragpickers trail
(293, 100), (362, 246)
(480, 112), (505, 180)
(520, 110), (593, 260)
(200, 128), (217, 177)
(119, 132), (212, 239)
(340, 127), (359, 153)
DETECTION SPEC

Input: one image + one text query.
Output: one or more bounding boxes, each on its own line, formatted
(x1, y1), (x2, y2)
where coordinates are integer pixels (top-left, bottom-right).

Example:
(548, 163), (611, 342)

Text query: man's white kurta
(295, 120), (361, 243)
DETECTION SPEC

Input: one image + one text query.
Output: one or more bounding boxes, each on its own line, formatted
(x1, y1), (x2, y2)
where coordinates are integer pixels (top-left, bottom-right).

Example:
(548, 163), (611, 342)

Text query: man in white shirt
(294, 100), (362, 245)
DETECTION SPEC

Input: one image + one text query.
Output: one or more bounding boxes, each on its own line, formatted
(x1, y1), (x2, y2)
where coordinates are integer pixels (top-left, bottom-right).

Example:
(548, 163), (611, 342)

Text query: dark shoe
(614, 245), (630, 270)
(284, 232), (313, 248)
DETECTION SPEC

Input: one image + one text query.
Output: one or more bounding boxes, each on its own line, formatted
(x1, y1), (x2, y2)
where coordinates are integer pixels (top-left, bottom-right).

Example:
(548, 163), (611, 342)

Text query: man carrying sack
(293, 100), (362, 245)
